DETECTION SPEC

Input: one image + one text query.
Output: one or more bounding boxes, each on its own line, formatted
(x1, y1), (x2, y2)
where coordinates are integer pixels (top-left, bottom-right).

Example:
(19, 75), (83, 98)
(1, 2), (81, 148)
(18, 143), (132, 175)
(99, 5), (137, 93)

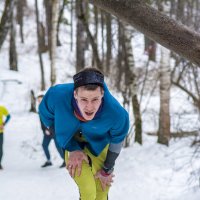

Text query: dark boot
(41, 161), (52, 168)
(59, 161), (66, 168)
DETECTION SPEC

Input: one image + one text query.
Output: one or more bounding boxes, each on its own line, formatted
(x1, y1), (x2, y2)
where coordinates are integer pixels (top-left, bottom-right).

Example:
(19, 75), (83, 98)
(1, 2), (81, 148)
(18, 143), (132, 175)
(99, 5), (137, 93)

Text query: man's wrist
(102, 165), (114, 175)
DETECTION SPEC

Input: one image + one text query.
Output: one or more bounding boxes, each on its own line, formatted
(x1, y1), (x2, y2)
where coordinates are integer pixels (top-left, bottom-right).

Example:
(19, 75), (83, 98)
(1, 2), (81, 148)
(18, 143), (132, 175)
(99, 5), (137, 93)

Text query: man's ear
(74, 90), (77, 99)
(101, 89), (104, 96)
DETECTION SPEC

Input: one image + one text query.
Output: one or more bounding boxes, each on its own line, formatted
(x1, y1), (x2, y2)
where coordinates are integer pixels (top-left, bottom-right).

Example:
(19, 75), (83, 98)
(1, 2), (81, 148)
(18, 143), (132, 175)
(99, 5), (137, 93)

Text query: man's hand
(0, 124), (4, 129)
(45, 130), (51, 136)
(67, 151), (89, 177)
(95, 170), (114, 191)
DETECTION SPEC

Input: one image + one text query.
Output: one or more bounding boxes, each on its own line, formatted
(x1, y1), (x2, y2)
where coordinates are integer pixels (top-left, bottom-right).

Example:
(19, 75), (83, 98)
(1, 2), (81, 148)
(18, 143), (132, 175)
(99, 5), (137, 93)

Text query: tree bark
(50, 0), (59, 85)
(0, 0), (15, 50)
(158, 47), (171, 146)
(44, 0), (52, 55)
(16, 0), (26, 43)
(35, 0), (45, 90)
(9, 3), (18, 71)
(88, 0), (200, 66)
(106, 13), (112, 73)
(79, 4), (103, 71)
(76, 0), (86, 72)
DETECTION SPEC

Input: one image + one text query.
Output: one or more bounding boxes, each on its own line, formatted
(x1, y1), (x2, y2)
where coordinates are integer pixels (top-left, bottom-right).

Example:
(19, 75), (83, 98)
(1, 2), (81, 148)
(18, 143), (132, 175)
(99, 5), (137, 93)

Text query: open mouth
(85, 111), (94, 116)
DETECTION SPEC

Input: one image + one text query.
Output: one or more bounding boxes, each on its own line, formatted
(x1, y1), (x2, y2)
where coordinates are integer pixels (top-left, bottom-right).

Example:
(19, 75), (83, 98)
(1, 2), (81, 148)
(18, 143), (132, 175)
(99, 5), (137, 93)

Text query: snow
(0, 112), (200, 200)
(1, 0), (200, 199)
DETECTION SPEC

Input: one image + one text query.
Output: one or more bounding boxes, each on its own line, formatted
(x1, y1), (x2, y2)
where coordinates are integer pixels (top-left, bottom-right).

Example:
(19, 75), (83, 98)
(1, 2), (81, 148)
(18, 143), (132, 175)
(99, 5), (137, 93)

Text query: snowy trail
(0, 113), (79, 200)
(0, 112), (200, 200)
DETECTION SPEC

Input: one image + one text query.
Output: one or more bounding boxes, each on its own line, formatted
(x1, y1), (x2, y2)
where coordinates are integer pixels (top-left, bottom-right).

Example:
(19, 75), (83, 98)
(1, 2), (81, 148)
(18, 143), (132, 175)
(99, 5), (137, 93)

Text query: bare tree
(50, 0), (59, 85)
(78, 2), (103, 71)
(44, 0), (52, 53)
(16, 0), (26, 43)
(35, 0), (45, 90)
(105, 13), (112, 73)
(88, 0), (200, 66)
(0, 0), (15, 50)
(158, 46), (171, 146)
(75, 0), (86, 72)
(9, 1), (18, 71)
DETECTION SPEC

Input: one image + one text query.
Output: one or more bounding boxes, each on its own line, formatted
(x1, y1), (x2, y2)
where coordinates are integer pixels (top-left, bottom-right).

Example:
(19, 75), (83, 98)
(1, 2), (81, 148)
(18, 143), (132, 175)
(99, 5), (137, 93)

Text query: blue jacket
(39, 83), (129, 156)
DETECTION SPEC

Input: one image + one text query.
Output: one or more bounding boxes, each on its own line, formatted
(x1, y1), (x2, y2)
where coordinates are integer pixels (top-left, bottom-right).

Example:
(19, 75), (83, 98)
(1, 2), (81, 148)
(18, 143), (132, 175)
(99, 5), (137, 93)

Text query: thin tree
(50, 0), (59, 85)
(79, 2), (103, 71)
(0, 0), (15, 51)
(75, 0), (86, 72)
(158, 46), (171, 146)
(16, 0), (26, 43)
(9, 1), (18, 71)
(35, 0), (45, 90)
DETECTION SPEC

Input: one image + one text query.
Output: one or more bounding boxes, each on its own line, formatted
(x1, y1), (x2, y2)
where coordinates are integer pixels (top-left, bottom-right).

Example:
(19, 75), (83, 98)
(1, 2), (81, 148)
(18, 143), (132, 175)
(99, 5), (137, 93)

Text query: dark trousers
(0, 134), (3, 164)
(42, 134), (64, 161)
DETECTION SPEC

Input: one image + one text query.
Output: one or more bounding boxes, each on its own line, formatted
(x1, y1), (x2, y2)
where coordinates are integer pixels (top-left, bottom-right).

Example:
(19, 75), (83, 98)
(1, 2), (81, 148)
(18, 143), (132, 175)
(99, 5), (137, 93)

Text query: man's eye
(81, 99), (87, 102)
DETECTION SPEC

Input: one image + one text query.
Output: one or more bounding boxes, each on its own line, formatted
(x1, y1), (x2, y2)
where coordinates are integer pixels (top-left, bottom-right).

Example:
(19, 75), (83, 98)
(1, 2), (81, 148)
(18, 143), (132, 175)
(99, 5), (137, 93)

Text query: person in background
(39, 68), (129, 200)
(0, 105), (11, 170)
(37, 93), (65, 168)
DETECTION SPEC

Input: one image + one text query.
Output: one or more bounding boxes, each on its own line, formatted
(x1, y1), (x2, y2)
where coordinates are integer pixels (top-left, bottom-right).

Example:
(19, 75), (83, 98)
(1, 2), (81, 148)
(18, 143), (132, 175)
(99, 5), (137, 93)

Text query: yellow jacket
(0, 105), (10, 134)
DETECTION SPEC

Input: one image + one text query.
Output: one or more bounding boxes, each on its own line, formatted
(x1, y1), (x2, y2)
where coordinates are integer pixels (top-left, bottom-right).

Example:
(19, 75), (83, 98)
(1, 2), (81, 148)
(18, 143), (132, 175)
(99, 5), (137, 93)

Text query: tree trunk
(44, 0), (52, 55)
(30, 90), (36, 112)
(70, 0), (74, 51)
(50, 0), (59, 85)
(157, 46), (171, 146)
(35, 0), (45, 90)
(88, 0), (200, 66)
(124, 24), (142, 145)
(16, 0), (26, 43)
(9, 3), (18, 71)
(144, 36), (156, 62)
(56, 0), (66, 46)
(106, 13), (112, 74)
(133, 94), (142, 145)
(76, 0), (86, 72)
(0, 0), (14, 50)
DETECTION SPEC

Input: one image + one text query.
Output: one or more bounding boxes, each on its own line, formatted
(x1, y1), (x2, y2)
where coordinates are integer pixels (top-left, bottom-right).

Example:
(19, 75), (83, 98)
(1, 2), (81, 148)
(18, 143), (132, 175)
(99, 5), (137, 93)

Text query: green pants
(65, 146), (110, 200)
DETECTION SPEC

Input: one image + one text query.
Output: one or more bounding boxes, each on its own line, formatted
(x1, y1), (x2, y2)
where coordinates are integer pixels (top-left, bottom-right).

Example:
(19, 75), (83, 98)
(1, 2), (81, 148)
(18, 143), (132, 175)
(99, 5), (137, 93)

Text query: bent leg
(85, 146), (110, 200)
(54, 137), (64, 159)
(65, 151), (96, 200)
(42, 135), (51, 160)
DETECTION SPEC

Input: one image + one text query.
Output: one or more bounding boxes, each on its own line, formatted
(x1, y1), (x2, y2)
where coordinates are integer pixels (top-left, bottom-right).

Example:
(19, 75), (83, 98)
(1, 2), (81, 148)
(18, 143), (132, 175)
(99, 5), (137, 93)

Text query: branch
(88, 0), (200, 66)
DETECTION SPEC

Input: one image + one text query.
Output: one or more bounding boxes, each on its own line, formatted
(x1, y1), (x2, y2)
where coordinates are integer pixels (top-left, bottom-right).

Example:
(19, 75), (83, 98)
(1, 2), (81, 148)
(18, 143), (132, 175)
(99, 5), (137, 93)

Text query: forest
(1, 1), (200, 199)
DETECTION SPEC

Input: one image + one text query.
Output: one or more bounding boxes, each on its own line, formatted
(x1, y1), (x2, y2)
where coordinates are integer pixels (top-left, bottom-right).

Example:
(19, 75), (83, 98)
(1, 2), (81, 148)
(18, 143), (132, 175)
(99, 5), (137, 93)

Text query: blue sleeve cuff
(4, 114), (11, 125)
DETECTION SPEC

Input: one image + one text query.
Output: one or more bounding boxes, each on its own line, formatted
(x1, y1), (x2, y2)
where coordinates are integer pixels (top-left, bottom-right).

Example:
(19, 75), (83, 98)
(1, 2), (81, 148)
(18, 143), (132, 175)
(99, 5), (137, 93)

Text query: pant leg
(42, 135), (51, 160)
(53, 136), (64, 159)
(0, 134), (3, 164)
(65, 151), (97, 200)
(65, 145), (110, 200)
(85, 146), (110, 200)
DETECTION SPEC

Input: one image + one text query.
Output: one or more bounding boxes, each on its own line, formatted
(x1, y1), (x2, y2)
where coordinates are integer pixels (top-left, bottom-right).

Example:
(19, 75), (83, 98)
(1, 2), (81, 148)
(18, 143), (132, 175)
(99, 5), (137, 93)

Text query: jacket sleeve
(39, 87), (55, 128)
(109, 109), (129, 143)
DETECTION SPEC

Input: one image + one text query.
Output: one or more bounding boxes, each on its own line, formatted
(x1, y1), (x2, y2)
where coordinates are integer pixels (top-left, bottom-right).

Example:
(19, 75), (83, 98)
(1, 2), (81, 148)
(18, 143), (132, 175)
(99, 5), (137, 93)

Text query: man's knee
(79, 183), (96, 200)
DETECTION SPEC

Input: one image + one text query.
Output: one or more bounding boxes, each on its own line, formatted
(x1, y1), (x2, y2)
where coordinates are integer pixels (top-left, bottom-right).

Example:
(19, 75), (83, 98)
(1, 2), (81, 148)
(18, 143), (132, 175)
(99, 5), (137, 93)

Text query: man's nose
(86, 101), (93, 109)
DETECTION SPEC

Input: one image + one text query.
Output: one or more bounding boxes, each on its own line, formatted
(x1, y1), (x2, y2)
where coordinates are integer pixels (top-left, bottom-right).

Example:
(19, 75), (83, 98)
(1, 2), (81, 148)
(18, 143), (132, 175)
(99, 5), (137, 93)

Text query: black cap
(73, 70), (104, 89)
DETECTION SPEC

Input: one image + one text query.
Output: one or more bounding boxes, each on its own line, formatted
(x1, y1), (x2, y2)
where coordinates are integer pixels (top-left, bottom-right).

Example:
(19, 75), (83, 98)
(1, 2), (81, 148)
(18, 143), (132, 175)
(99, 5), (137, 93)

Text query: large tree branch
(88, 0), (200, 66)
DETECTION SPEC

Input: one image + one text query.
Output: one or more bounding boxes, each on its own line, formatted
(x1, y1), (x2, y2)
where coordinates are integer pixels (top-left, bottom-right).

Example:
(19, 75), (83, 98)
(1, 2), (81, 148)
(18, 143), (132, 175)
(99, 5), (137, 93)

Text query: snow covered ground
(0, 110), (200, 200)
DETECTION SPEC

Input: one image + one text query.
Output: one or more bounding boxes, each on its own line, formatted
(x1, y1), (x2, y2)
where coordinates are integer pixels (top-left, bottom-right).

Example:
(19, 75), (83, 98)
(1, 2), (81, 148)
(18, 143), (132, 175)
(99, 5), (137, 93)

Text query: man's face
(74, 86), (104, 121)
